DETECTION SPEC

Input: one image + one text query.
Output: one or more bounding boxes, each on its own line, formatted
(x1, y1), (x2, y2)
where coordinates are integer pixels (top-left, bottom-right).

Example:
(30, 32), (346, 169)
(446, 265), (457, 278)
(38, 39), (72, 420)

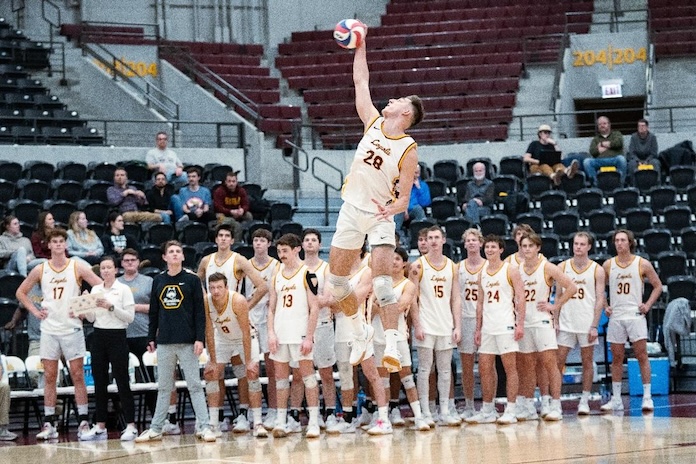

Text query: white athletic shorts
(40, 330), (86, 362)
(606, 317), (648, 344)
(332, 202), (396, 250)
(255, 322), (269, 354)
(374, 341), (412, 368)
(214, 337), (245, 363)
(519, 326), (558, 353)
(335, 340), (374, 364)
(313, 320), (336, 369)
(458, 317), (477, 355)
(413, 333), (455, 351)
(270, 343), (314, 364)
(557, 330), (598, 349)
(479, 332), (519, 355)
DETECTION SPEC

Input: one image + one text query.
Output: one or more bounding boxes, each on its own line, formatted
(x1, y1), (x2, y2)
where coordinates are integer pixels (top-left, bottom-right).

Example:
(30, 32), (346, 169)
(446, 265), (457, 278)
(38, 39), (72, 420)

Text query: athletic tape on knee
(328, 274), (352, 302)
(382, 376), (391, 389)
(276, 378), (290, 390)
(248, 379), (262, 393)
(303, 375), (318, 389)
(401, 374), (415, 390)
(337, 362), (354, 390)
(373, 275), (397, 305)
(205, 380), (220, 394)
(232, 363), (247, 379)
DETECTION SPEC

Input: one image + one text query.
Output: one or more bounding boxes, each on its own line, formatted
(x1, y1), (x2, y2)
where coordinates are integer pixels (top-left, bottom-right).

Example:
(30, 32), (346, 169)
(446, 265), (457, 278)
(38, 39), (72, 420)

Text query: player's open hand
(371, 199), (393, 220)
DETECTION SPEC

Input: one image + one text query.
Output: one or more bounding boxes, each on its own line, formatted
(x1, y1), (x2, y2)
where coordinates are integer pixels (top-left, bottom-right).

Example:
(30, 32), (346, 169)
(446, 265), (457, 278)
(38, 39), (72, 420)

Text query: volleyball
(333, 19), (366, 49)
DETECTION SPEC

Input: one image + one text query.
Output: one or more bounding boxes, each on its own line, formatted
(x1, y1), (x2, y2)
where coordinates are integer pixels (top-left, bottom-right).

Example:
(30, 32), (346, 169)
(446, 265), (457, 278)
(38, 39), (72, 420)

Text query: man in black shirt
(136, 240), (216, 443)
(146, 172), (176, 223)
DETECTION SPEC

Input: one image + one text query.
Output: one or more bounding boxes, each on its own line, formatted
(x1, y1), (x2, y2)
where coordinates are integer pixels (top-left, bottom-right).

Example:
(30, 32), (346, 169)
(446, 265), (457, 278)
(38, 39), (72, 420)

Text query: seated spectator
(213, 171), (253, 241)
(460, 162), (495, 225)
(523, 124), (579, 185)
(30, 211), (61, 269)
(174, 166), (216, 223)
(66, 211), (104, 265)
(146, 172), (176, 223)
(627, 118), (660, 181)
(0, 215), (35, 276)
(107, 168), (163, 224)
(145, 131), (188, 188)
(584, 116), (627, 186)
(102, 212), (139, 258)
(0, 352), (18, 441)
(394, 163), (431, 238)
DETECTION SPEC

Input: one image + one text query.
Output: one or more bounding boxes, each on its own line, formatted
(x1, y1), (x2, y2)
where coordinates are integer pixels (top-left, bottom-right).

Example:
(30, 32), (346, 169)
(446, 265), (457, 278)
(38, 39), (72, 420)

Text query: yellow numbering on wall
(572, 47), (647, 70)
(95, 57), (158, 78)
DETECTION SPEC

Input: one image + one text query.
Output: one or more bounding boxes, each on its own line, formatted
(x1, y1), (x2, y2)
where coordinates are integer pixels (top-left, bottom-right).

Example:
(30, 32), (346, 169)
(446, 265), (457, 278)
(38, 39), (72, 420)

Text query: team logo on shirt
(160, 285), (184, 309)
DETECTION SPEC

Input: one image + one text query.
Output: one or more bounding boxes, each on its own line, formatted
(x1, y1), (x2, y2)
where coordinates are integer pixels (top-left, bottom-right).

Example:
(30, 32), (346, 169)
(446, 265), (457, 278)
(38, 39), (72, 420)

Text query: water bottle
(84, 353), (94, 387)
(128, 363), (136, 384)
(357, 388), (366, 415)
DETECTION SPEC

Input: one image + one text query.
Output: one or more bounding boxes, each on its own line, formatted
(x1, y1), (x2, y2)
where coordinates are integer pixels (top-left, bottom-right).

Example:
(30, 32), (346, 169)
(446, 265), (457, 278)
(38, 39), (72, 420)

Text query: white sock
(465, 397), (474, 410)
(612, 382), (622, 399)
(378, 406), (389, 422)
(307, 406), (319, 426)
(209, 407), (219, 426)
(410, 400), (422, 419)
(77, 404), (89, 416)
(350, 313), (364, 337)
(277, 408), (287, 426)
(482, 402), (494, 413)
(252, 408), (263, 425)
(581, 391), (591, 402)
(168, 404), (177, 415)
(44, 406), (55, 417)
(643, 383), (652, 398)
(506, 402), (516, 414)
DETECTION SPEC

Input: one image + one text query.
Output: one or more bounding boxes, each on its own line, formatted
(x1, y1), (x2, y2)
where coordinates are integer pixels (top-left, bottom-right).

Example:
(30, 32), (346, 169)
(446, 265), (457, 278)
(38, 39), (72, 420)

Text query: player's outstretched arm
(353, 40), (379, 128)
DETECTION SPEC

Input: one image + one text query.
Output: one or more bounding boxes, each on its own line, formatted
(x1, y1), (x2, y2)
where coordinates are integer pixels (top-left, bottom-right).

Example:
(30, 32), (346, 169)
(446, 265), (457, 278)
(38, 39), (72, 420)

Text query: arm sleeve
(203, 188), (213, 207)
(213, 187), (231, 215)
(239, 188), (250, 213)
(482, 182), (496, 206)
(114, 284), (135, 324)
(66, 232), (86, 257)
(589, 137), (600, 157)
(31, 233), (45, 258)
(101, 235), (114, 255)
(649, 134), (659, 158)
(627, 134), (637, 158)
(417, 182), (431, 207)
(106, 186), (124, 207)
(609, 131), (624, 151)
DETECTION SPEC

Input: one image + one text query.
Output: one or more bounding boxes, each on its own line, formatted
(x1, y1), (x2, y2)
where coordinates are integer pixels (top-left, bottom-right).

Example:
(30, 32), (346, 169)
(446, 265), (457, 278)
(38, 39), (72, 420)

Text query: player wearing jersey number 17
(328, 29), (424, 374)
(601, 229), (662, 413)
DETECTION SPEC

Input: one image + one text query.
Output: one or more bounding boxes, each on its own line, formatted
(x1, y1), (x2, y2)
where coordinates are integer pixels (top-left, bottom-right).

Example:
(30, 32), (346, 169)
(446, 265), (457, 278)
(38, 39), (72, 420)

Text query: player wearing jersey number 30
(328, 25), (424, 374)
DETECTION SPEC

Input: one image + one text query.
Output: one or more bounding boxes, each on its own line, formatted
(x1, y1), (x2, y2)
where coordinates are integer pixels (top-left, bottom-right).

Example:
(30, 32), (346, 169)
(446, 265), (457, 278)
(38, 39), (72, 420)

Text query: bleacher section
(276, 0), (593, 148)
(649, 0), (696, 57)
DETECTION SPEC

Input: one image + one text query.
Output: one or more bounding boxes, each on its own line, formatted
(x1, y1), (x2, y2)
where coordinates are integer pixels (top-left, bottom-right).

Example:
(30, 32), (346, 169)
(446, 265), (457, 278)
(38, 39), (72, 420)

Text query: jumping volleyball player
(327, 22), (424, 373)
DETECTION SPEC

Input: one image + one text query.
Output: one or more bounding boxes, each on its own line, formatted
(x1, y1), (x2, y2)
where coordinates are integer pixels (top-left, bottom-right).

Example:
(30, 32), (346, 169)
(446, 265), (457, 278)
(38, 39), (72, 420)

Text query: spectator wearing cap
(523, 124), (579, 186)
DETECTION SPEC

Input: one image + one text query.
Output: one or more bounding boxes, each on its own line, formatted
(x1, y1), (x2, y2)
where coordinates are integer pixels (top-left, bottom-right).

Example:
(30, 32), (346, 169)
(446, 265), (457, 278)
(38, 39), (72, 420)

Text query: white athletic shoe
(413, 417), (431, 431)
(326, 417), (357, 434)
(77, 420), (91, 440)
(540, 397), (550, 418)
(389, 408), (406, 426)
(120, 425), (138, 442)
(253, 423), (268, 438)
(459, 407), (476, 421)
(325, 414), (339, 429)
(577, 398), (590, 415)
(272, 422), (288, 438)
(497, 406), (518, 425)
(422, 412), (436, 428)
(600, 396), (624, 413)
(367, 419), (393, 435)
(358, 409), (372, 426)
(305, 422), (321, 438)
(441, 412), (462, 426)
(382, 344), (402, 373)
(0, 427), (17, 441)
(36, 422), (58, 440)
(262, 410), (277, 429)
(317, 414), (326, 429)
(361, 413), (378, 431)
(232, 414), (250, 433)
(79, 425), (107, 441)
(219, 417), (230, 432)
(516, 401), (538, 421)
(135, 429), (163, 443)
(642, 397), (654, 412)
(286, 416), (302, 433)
(161, 419), (181, 435)
(467, 410), (498, 424)
(544, 403), (563, 421)
(349, 323), (374, 365)
(199, 427), (218, 442)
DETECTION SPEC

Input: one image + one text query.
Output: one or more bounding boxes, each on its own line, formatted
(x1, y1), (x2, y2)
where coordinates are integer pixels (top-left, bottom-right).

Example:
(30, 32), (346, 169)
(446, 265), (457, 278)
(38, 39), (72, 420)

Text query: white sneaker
(219, 417), (230, 432)
(389, 408), (406, 426)
(161, 419), (181, 435)
(516, 401), (538, 421)
(77, 420), (91, 440)
(232, 414), (250, 433)
(422, 412), (436, 428)
(135, 428), (163, 443)
(361, 413), (378, 431)
(79, 424), (107, 441)
(120, 425), (138, 442)
(305, 422), (321, 438)
(36, 422), (58, 440)
(262, 410), (276, 429)
(382, 344), (402, 373)
(367, 419), (393, 435)
(413, 417), (431, 431)
(600, 396), (624, 413)
(540, 397), (550, 418)
(199, 427), (218, 442)
(349, 323), (374, 365)
(467, 410), (498, 424)
(577, 398), (590, 415)
(326, 417), (357, 434)
(286, 416), (302, 433)
(497, 406), (518, 425)
(0, 428), (18, 441)
(272, 422), (288, 438)
(317, 415), (326, 429)
(441, 412), (462, 426)
(642, 397), (654, 412)
(253, 423), (268, 438)
(459, 407), (476, 421)
(358, 409), (372, 426)
(325, 414), (339, 429)
(544, 404), (563, 421)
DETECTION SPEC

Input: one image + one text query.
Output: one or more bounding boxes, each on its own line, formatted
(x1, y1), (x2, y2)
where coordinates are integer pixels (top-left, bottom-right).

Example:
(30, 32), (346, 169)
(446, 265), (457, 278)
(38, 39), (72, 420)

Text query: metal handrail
(82, 42), (180, 121)
(281, 139), (309, 207)
(311, 156), (344, 226)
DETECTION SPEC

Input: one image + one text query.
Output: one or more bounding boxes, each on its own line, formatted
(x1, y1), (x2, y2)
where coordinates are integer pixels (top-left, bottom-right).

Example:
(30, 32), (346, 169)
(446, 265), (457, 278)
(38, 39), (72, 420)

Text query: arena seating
(275, 0), (592, 147)
(649, 1), (696, 57)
